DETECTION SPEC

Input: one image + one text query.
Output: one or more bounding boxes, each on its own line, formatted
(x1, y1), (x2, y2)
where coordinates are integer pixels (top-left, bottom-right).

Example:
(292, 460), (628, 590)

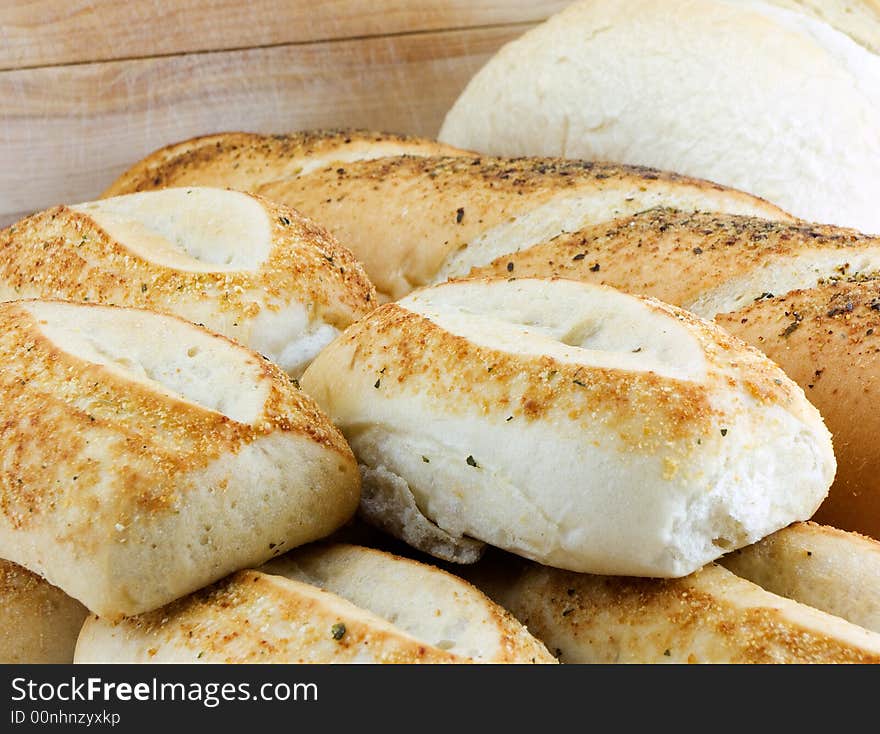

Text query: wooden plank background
(0, 0), (568, 226)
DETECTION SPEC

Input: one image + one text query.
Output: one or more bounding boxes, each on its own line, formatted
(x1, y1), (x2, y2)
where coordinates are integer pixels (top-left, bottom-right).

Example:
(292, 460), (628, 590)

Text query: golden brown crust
(715, 279), (880, 538)
(259, 157), (789, 298)
(0, 300), (351, 533)
(483, 561), (880, 663)
(92, 569), (467, 663)
(0, 194), (376, 332)
(322, 282), (798, 452)
(102, 130), (467, 197)
(471, 208), (879, 306)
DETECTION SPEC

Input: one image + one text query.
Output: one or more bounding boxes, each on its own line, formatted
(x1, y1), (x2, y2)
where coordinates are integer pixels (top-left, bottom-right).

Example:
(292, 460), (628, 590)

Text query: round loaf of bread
(300, 278), (835, 577)
(439, 0), (880, 232)
(74, 544), (555, 663)
(0, 300), (360, 618)
(102, 129), (467, 197)
(471, 209), (880, 541)
(0, 560), (87, 664)
(0, 187), (376, 376)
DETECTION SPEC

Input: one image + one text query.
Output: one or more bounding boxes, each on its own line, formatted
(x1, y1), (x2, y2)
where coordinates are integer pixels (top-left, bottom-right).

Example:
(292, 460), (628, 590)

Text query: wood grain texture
(0, 0), (566, 69)
(0, 24), (529, 226)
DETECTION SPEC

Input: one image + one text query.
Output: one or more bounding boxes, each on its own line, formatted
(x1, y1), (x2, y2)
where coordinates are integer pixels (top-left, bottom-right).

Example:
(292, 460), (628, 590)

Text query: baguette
(102, 129), (467, 198)
(0, 560), (87, 664)
(472, 208), (880, 539)
(0, 300), (359, 617)
(103, 140), (791, 302)
(75, 544), (555, 664)
(300, 277), (834, 576)
(0, 187), (376, 376)
(439, 0), (880, 232)
(470, 553), (880, 663)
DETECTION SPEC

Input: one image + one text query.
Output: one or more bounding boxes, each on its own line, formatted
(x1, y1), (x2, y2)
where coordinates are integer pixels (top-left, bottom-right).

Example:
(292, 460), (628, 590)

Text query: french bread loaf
(74, 544), (555, 663)
(102, 130), (467, 198)
(439, 0), (880, 232)
(0, 560), (87, 664)
(0, 187), (376, 376)
(472, 209), (880, 540)
(102, 141), (791, 302)
(0, 300), (360, 618)
(300, 277), (835, 576)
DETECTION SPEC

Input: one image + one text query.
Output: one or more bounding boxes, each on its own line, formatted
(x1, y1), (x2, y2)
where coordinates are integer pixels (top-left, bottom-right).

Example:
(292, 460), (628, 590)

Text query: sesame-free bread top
(75, 544), (555, 664)
(0, 187), (376, 376)
(0, 300), (360, 618)
(301, 278), (834, 575)
(102, 129), (468, 198)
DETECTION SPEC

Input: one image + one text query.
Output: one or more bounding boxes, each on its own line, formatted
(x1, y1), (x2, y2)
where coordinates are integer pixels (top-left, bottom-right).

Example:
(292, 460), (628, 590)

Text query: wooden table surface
(0, 0), (567, 226)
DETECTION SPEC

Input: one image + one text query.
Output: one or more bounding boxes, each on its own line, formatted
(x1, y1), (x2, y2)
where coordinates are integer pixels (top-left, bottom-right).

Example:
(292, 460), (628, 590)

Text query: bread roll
(472, 209), (880, 540)
(300, 277), (835, 576)
(470, 552), (880, 663)
(102, 129), (467, 197)
(721, 522), (880, 632)
(0, 560), (87, 663)
(0, 300), (359, 618)
(75, 544), (555, 663)
(0, 187), (376, 376)
(439, 0), (880, 232)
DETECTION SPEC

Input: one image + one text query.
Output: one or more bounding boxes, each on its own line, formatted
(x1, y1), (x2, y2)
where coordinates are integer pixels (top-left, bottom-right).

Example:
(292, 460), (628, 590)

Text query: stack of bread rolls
(5, 0), (880, 661)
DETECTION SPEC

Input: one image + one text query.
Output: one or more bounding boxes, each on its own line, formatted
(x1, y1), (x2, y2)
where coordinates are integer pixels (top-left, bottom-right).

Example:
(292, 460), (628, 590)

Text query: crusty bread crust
(75, 544), (555, 663)
(102, 130), (468, 197)
(260, 156), (789, 300)
(469, 208), (880, 317)
(716, 280), (880, 539)
(0, 189), (376, 376)
(721, 522), (880, 633)
(0, 300), (360, 617)
(471, 553), (880, 663)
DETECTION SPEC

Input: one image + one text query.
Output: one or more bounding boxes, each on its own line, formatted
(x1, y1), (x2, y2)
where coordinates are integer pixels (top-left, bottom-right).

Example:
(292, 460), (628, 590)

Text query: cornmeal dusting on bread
(0, 301), (352, 531)
(331, 295), (797, 451)
(0, 196), (375, 331)
(515, 565), (880, 663)
(114, 570), (468, 664)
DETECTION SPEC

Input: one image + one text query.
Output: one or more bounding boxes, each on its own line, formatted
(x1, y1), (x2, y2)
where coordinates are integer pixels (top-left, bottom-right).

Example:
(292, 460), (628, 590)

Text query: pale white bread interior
(465, 209), (880, 319)
(0, 300), (359, 618)
(300, 278), (835, 577)
(753, 0), (880, 54)
(257, 155), (790, 302)
(102, 129), (470, 197)
(74, 544), (555, 663)
(439, 0), (880, 232)
(721, 522), (880, 633)
(0, 559), (87, 664)
(469, 555), (880, 663)
(469, 211), (880, 543)
(0, 187), (376, 377)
